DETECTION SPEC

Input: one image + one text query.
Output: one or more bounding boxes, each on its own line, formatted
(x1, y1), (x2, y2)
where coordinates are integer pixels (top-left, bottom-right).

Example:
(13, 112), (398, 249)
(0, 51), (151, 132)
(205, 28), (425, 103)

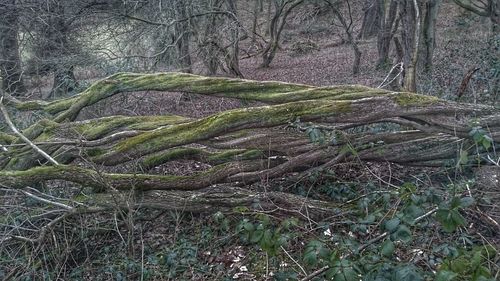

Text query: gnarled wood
(0, 72), (498, 203)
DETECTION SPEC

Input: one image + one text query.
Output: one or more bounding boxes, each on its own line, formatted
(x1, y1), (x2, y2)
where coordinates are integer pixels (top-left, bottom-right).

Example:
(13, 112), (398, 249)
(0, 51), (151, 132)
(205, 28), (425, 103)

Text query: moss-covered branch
(0, 160), (279, 191)
(1, 72), (498, 196)
(91, 94), (497, 166)
(7, 72), (390, 120)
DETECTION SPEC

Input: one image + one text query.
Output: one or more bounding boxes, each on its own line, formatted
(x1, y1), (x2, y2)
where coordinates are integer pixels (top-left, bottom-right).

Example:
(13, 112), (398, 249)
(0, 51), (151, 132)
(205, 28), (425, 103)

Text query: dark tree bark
(173, 0), (193, 73)
(192, 0), (243, 77)
(0, 0), (25, 96)
(358, 0), (383, 39)
(376, 0), (399, 68)
(34, 1), (77, 99)
(399, 0), (420, 92)
(324, 0), (362, 74)
(251, 0), (261, 43)
(199, 1), (224, 75)
(261, 0), (304, 68)
(493, 1), (500, 34)
(453, 0), (499, 35)
(421, 0), (441, 72)
(224, 0), (244, 77)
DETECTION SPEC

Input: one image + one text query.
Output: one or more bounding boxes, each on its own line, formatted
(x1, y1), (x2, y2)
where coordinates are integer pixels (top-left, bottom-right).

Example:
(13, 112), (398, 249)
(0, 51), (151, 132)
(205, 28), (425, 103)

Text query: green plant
(236, 214), (298, 256)
(435, 196), (474, 232)
(436, 245), (497, 281)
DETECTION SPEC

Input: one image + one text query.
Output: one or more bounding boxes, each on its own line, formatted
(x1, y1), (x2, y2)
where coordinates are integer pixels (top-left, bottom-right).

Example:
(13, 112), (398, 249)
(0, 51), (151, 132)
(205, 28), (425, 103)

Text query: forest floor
(1, 1), (499, 280)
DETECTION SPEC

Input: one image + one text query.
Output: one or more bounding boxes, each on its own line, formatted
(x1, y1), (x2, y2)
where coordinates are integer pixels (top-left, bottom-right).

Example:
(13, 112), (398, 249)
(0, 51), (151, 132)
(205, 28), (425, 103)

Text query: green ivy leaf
(436, 209), (458, 232)
(303, 240), (330, 267)
(333, 267), (358, 281)
(459, 150), (469, 165)
(243, 222), (254, 232)
(450, 197), (462, 209)
(325, 268), (337, 280)
(250, 229), (263, 243)
(403, 204), (424, 222)
(380, 240), (395, 257)
(392, 225), (412, 243)
(450, 210), (466, 227)
(481, 135), (493, 150)
(471, 248), (484, 269)
(280, 217), (298, 229)
(474, 266), (493, 280)
(435, 270), (458, 281)
(361, 214), (376, 224)
(460, 197), (475, 208)
(385, 218), (400, 232)
(259, 229), (273, 250)
(303, 251), (318, 267)
(393, 265), (423, 281)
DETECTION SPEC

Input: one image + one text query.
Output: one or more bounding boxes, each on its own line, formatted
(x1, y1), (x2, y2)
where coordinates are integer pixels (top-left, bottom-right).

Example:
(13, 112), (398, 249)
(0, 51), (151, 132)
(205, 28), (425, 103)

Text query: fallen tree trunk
(0, 72), (498, 205)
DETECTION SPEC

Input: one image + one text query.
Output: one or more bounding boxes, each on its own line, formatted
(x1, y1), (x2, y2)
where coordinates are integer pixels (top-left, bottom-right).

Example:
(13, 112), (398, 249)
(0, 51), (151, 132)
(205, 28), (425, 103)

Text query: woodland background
(0, 0), (499, 280)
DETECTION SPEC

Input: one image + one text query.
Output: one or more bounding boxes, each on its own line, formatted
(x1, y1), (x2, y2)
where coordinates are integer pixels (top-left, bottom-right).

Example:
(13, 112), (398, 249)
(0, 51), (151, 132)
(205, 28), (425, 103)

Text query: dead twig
(0, 96), (59, 165)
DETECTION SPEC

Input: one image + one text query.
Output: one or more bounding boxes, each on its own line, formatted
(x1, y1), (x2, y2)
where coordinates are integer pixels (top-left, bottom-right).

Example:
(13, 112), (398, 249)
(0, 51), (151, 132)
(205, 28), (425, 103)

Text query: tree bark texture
(358, 0), (383, 39)
(377, 0), (399, 67)
(173, 0), (193, 73)
(1, 72), (498, 199)
(399, 0), (420, 92)
(261, 0), (304, 68)
(453, 0), (499, 35)
(421, 0), (441, 72)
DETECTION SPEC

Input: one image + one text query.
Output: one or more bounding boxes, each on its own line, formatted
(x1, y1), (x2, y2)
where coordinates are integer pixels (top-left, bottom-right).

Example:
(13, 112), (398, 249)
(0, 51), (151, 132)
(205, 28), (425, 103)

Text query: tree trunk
(50, 66), (77, 99)
(261, 1), (281, 68)
(201, 9), (222, 75)
(261, 0), (304, 68)
(35, 1), (77, 99)
(173, 0), (192, 73)
(2, 71), (499, 173)
(377, 0), (399, 68)
(265, 0), (272, 36)
(325, 0), (362, 74)
(453, 0), (499, 36)
(225, 0), (243, 77)
(0, 0), (25, 96)
(491, 0), (499, 34)
(421, 0), (441, 72)
(358, 0), (383, 39)
(252, 0), (260, 43)
(399, 0), (420, 92)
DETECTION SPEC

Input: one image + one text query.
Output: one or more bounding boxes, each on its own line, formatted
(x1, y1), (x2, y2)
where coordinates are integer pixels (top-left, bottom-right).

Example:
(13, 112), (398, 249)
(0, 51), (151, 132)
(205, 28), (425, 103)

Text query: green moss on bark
(393, 93), (439, 106)
(95, 100), (351, 165)
(7, 72), (386, 122)
(0, 132), (16, 144)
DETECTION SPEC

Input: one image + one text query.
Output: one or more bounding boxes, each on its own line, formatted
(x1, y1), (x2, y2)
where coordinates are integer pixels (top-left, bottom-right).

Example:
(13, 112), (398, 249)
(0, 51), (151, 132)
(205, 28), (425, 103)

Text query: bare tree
(173, 0), (193, 73)
(358, 0), (383, 39)
(453, 0), (499, 34)
(251, 0), (261, 43)
(224, 0), (244, 77)
(261, 0), (304, 68)
(421, 0), (441, 72)
(376, 0), (399, 68)
(0, 0), (25, 95)
(25, 0), (81, 99)
(196, 0), (225, 75)
(399, 0), (421, 92)
(324, 0), (362, 74)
